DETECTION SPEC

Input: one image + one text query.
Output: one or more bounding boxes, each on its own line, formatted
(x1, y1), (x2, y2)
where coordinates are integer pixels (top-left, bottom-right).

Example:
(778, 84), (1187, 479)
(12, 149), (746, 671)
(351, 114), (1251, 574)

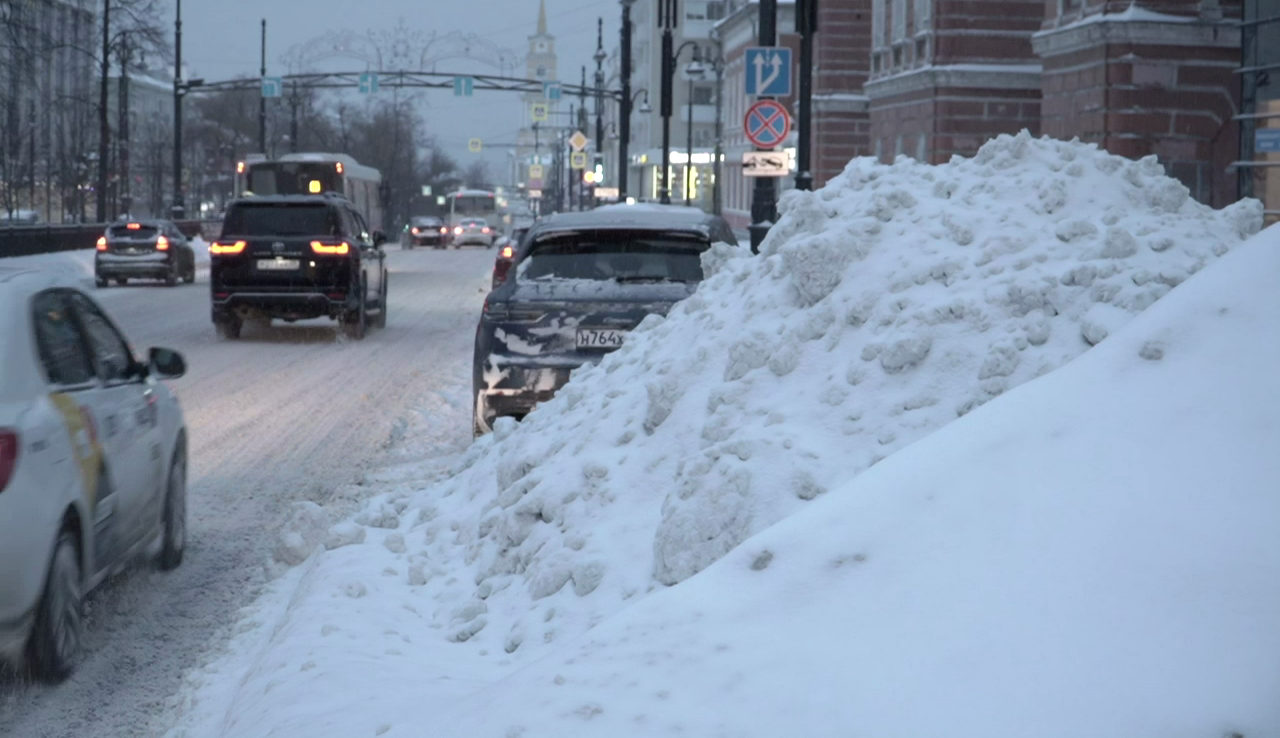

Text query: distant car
(404, 216), (448, 249)
(472, 206), (737, 436)
(0, 270), (189, 682)
(491, 226), (532, 289)
(209, 193), (388, 340)
(452, 218), (495, 248)
(95, 220), (197, 287)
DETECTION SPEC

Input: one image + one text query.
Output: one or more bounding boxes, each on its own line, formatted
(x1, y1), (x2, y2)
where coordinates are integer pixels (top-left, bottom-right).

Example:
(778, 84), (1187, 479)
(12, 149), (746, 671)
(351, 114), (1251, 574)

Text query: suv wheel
(27, 531), (83, 682)
(373, 272), (388, 329)
(341, 285), (367, 340)
(164, 265), (179, 287)
(215, 317), (242, 340)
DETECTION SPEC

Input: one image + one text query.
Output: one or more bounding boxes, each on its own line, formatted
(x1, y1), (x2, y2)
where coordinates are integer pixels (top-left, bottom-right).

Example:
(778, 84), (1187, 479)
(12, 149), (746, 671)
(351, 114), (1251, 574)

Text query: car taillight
(482, 227), (490, 234)
(311, 241), (350, 255)
(156, 235), (170, 251)
(96, 236), (107, 251)
(0, 429), (18, 494)
(500, 245), (514, 259)
(411, 227), (419, 235)
(210, 240), (247, 255)
(454, 227), (463, 234)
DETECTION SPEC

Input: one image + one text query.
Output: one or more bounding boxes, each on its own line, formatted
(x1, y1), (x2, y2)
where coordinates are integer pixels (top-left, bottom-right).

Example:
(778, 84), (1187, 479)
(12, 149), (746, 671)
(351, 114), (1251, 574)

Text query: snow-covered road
(0, 247), (495, 737)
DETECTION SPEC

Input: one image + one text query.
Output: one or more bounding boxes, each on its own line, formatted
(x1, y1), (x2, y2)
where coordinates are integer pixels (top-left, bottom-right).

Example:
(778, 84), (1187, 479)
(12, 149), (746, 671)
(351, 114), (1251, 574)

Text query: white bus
(235, 153), (383, 230)
(446, 189), (501, 233)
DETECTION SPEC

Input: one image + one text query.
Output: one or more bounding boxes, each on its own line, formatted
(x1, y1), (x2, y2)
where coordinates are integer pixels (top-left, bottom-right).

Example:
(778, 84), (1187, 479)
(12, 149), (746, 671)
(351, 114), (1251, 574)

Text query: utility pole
(748, 0), (778, 253)
(289, 82), (300, 152)
(658, 0), (676, 204)
(258, 19), (267, 155)
(578, 71), (587, 210)
(619, 0), (634, 198)
(795, 0), (818, 191)
(171, 0), (186, 219)
(97, 0), (111, 223)
(594, 18), (606, 207)
(117, 31), (131, 217)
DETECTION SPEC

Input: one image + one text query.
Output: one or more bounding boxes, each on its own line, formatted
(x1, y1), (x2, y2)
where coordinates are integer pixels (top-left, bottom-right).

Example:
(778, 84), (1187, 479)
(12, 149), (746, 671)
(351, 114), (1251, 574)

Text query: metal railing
(0, 220), (219, 260)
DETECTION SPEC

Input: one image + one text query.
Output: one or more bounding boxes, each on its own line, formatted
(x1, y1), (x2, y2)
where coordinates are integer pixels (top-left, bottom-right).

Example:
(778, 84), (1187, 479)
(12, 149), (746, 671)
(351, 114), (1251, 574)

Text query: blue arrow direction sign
(453, 76), (474, 97)
(543, 82), (562, 100)
(744, 47), (792, 97)
(358, 72), (380, 94)
(1256, 128), (1280, 153)
(261, 76), (283, 98)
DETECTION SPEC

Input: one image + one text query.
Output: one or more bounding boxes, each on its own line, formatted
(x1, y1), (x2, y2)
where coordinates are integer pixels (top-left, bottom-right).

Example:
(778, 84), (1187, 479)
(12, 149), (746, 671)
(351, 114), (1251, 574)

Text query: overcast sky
(181, 0), (621, 175)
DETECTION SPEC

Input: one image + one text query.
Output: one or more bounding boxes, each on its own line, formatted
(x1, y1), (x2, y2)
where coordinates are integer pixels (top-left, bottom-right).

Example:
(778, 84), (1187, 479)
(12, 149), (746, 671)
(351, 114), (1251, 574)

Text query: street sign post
(569, 130), (588, 152)
(743, 99), (792, 149)
(453, 76), (474, 97)
(468, 138), (483, 153)
(358, 72), (380, 94)
(742, 151), (789, 177)
(531, 103), (549, 122)
(1257, 128), (1280, 153)
(744, 47), (792, 97)
(543, 82), (562, 100)
(570, 151), (588, 169)
(261, 77), (283, 98)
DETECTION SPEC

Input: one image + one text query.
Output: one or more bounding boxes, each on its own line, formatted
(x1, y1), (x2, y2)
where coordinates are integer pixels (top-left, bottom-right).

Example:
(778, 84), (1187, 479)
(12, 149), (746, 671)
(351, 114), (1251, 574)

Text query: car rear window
(223, 203), (339, 237)
(109, 224), (159, 238)
(521, 230), (710, 283)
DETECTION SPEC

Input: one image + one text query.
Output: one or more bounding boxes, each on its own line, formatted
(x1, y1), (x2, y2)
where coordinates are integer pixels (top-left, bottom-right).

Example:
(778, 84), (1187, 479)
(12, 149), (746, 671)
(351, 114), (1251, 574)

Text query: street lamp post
(684, 49), (707, 208)
(795, 0), (818, 191)
(594, 18), (606, 207)
(172, 0), (203, 220)
(705, 31), (726, 216)
(662, 38), (702, 205)
(258, 19), (268, 155)
(618, 0), (635, 199)
(748, 0), (779, 253)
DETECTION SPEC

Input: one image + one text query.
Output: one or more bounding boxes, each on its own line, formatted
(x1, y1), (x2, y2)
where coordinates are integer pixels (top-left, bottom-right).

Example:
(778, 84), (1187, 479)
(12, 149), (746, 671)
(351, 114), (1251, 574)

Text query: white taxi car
(0, 268), (189, 682)
(452, 218), (495, 248)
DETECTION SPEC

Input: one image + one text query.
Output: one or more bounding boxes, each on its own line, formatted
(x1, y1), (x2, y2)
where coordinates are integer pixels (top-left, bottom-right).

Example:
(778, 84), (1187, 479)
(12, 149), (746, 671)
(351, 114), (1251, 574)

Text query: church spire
(537, 0), (548, 35)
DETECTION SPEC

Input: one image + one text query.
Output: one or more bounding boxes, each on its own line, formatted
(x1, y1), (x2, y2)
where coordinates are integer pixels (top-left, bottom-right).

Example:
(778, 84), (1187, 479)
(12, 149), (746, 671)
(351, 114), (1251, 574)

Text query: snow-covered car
(0, 269), (189, 682)
(491, 226), (532, 289)
(95, 219), (198, 287)
(472, 206), (737, 435)
(452, 218), (494, 248)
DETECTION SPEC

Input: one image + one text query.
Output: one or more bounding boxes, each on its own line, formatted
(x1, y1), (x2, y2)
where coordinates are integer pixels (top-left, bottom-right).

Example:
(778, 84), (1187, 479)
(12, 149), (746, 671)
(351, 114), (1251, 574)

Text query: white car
(0, 268), (189, 682)
(452, 218), (495, 248)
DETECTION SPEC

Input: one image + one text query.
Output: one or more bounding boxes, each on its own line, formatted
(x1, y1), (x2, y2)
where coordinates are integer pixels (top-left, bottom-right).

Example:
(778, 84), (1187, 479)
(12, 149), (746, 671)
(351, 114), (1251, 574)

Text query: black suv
(209, 194), (388, 340)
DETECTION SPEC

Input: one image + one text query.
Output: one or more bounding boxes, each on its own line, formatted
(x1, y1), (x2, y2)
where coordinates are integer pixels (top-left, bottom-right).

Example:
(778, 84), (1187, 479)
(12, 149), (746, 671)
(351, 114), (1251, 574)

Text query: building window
(692, 85), (714, 105)
(706, 1), (727, 20)
(892, 46), (902, 68)
(892, 0), (907, 42)
(915, 0), (932, 33)
(872, 0), (885, 51)
(916, 134), (927, 162)
(915, 37), (928, 64)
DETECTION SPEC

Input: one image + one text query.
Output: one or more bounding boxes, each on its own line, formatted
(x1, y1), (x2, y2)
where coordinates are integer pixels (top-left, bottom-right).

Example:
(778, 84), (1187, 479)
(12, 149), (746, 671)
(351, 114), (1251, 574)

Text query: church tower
(516, 0), (559, 205)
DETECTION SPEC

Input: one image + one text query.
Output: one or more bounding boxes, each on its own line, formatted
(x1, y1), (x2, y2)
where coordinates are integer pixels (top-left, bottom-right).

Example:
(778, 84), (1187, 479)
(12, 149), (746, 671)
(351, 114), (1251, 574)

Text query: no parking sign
(743, 99), (791, 149)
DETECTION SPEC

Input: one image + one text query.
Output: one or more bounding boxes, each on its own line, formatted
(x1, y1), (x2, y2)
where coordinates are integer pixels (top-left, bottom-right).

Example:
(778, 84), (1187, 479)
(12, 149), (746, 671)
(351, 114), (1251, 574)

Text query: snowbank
(436, 213), (1280, 738)
(160, 133), (1266, 737)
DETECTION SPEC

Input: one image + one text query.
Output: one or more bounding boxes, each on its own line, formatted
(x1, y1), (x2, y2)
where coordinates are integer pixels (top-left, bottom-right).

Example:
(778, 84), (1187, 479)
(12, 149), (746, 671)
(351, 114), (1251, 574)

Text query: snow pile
(435, 219), (1280, 738)
(161, 132), (1266, 737)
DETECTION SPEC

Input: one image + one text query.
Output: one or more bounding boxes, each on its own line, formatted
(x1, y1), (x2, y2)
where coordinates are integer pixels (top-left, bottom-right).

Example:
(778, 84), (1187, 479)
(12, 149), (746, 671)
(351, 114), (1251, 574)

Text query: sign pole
(259, 19), (267, 155)
(749, 0), (778, 254)
(795, 0), (817, 191)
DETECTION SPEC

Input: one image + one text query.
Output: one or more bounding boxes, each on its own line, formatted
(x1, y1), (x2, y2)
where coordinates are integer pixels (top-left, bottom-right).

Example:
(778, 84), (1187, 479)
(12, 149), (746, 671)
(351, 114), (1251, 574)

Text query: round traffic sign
(743, 99), (791, 149)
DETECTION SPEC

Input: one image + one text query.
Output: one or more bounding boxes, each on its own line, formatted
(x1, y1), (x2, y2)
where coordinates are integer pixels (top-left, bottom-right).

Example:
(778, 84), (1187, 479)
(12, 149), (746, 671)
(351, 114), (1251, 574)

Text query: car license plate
(576, 328), (626, 349)
(257, 258), (300, 271)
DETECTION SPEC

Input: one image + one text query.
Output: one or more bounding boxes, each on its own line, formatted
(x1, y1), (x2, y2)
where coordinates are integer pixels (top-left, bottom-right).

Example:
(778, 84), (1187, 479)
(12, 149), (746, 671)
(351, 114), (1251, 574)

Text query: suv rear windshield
(521, 230), (710, 283)
(223, 203), (340, 237)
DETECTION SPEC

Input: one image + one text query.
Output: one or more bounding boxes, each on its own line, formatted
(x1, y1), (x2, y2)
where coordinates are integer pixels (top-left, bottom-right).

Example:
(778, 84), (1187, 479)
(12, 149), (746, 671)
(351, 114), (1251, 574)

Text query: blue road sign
(743, 99), (791, 149)
(358, 72), (379, 94)
(261, 76), (283, 98)
(453, 76), (474, 97)
(544, 82), (562, 100)
(1256, 128), (1280, 154)
(745, 47), (792, 97)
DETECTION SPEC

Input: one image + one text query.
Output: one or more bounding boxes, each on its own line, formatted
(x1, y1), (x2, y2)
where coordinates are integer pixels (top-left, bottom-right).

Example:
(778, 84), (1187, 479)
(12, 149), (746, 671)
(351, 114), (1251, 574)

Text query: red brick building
(1033, 0), (1242, 206)
(813, 0), (873, 185)
(865, 0), (1045, 164)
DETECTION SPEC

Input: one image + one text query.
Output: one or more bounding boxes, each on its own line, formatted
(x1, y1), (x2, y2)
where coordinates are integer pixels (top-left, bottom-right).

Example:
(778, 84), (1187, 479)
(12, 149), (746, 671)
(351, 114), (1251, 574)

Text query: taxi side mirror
(149, 347), (187, 380)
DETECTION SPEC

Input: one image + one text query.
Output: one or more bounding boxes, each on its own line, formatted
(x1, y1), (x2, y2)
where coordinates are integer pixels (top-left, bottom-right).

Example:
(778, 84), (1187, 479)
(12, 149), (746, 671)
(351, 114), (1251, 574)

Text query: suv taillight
(0, 429), (18, 494)
(311, 241), (350, 255)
